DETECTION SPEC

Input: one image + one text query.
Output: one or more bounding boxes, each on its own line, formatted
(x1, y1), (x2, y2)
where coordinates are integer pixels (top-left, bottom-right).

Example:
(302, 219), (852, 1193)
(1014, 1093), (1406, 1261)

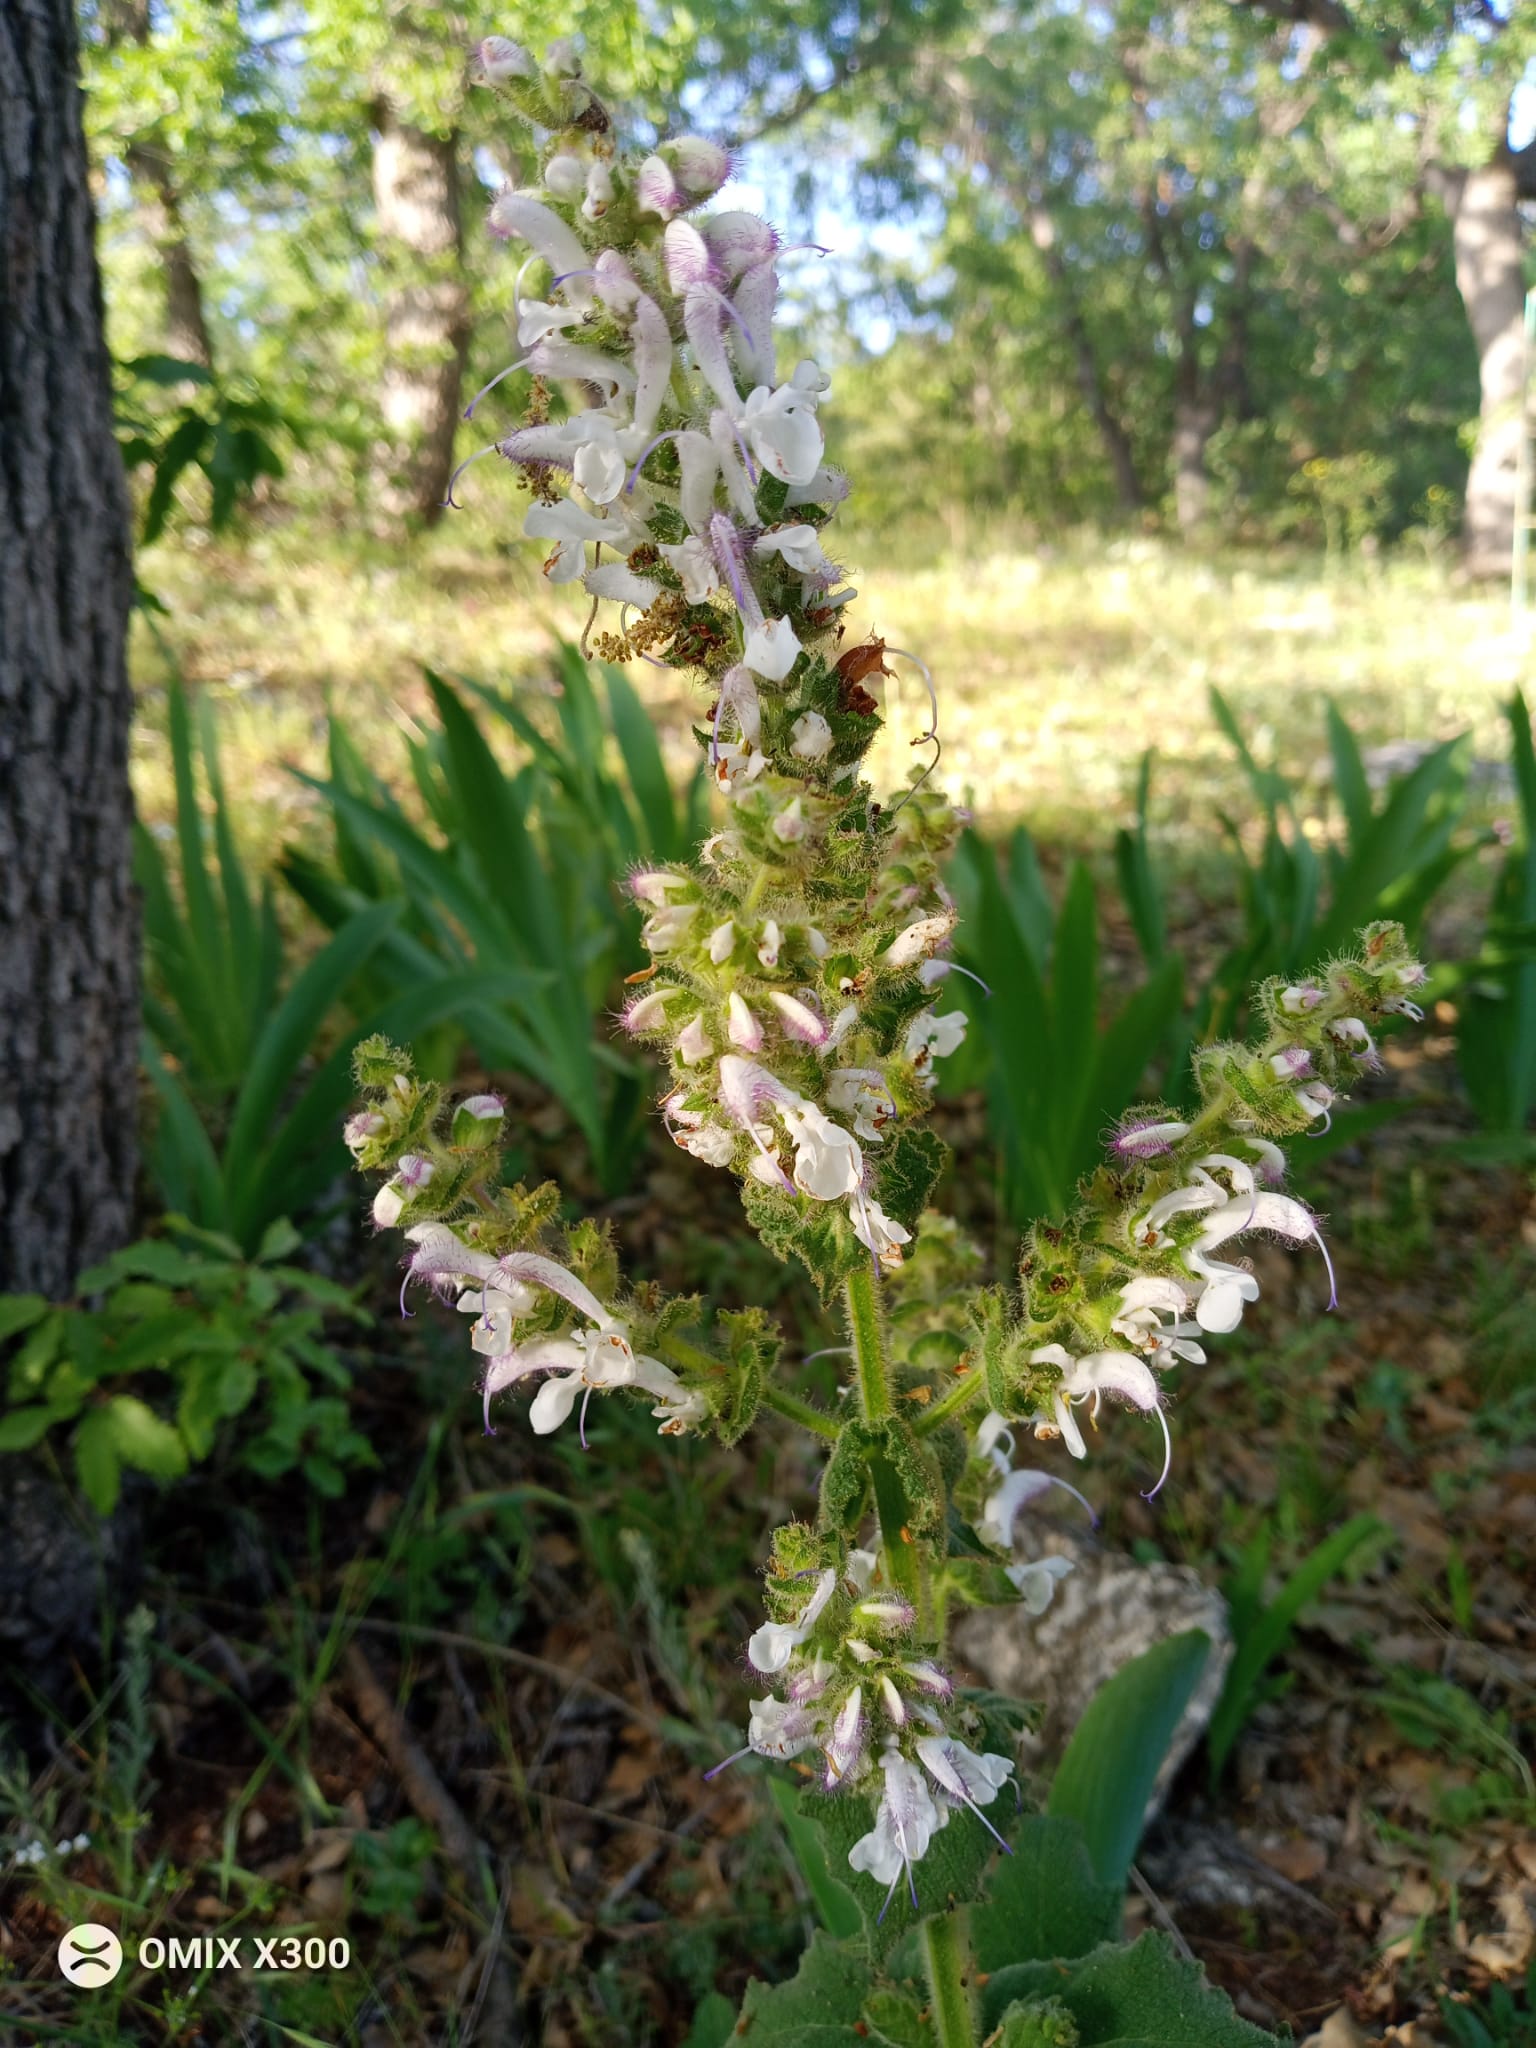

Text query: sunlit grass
(132, 509), (1529, 872)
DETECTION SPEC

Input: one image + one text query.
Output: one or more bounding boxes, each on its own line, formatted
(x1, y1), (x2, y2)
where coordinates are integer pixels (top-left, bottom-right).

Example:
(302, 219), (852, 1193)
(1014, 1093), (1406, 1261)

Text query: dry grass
(131, 511), (1531, 867)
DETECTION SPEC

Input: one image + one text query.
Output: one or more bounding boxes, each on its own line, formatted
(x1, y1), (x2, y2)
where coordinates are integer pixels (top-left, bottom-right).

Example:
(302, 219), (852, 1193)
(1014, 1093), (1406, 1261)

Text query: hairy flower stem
(912, 1367), (987, 1438)
(921, 1910), (977, 2048)
(759, 1383), (841, 1440)
(845, 1267), (891, 1421)
(846, 1267), (926, 1617)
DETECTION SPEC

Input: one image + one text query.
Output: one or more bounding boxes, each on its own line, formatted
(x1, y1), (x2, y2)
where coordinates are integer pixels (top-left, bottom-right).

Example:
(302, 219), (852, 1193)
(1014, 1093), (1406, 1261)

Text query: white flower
(826, 1068), (894, 1143)
(1028, 1344), (1162, 1460)
(848, 1748), (946, 1911)
(522, 1328), (706, 1442)
(850, 1196), (911, 1267)
(676, 1122), (736, 1167)
(742, 382), (825, 484)
(640, 900), (696, 951)
(914, 1735), (1014, 1836)
(571, 425), (628, 505)
(582, 161), (614, 221)
(790, 711), (834, 761)
(584, 563), (661, 606)
(1111, 1275), (1206, 1368)
(772, 797), (806, 844)
(522, 497), (611, 582)
(757, 919), (783, 969)
(754, 523), (838, 578)
(630, 869), (691, 906)
(1185, 1191), (1333, 1332)
(743, 617), (802, 680)
(905, 1008), (966, 1078)
(487, 192), (595, 308)
(660, 536), (720, 603)
(1006, 1555), (1075, 1615)
(748, 1568), (836, 1673)
(1112, 1117), (1191, 1162)
(881, 912), (956, 969)
(541, 152), (586, 201)
(1280, 982), (1323, 1014)
(746, 1696), (819, 1760)
(708, 920), (736, 964)
(778, 1099), (863, 1199)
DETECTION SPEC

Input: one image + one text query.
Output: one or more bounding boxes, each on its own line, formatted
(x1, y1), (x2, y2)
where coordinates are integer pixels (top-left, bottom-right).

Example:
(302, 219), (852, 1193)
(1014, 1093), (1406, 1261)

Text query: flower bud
(743, 617), (801, 681)
(1280, 982), (1323, 1014)
(790, 711), (833, 761)
(344, 1111), (386, 1158)
(772, 798), (806, 844)
(623, 988), (674, 1035)
(477, 35), (534, 84)
(678, 1016), (711, 1065)
(630, 868), (691, 906)
(662, 135), (731, 198)
(544, 36), (583, 76)
(881, 911), (956, 969)
(768, 991), (827, 1044)
(582, 162), (614, 221)
(543, 152), (586, 201)
(702, 209), (778, 279)
(662, 218), (713, 292)
(636, 154), (684, 219)
(727, 993), (763, 1050)
(452, 1094), (505, 1145)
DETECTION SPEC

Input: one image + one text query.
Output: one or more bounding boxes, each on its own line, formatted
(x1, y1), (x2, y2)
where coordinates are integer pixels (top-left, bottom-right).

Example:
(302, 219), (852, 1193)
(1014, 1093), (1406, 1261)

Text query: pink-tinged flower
(767, 991), (828, 1045)
(373, 1152), (434, 1227)
(823, 1686), (866, 1787)
(1292, 1079), (1336, 1127)
(629, 868), (691, 907)
(662, 218), (714, 292)
(1270, 1046), (1312, 1082)
(900, 1661), (953, 1700)
(344, 1112), (385, 1158)
(477, 36), (533, 83)
(636, 153), (684, 219)
(1328, 1017), (1377, 1063)
(622, 988), (675, 1035)
(848, 1749), (945, 1917)
(746, 1696), (818, 1759)
(1186, 1191), (1336, 1331)
(677, 1016), (712, 1066)
(757, 919), (783, 969)
(703, 210), (779, 278)
(772, 797), (806, 844)
(487, 192), (595, 307)
(664, 135), (732, 198)
(1280, 982), (1323, 1014)
(914, 1736), (1014, 1846)
(639, 900), (696, 951)
(1112, 1115), (1191, 1161)
(727, 994), (763, 1050)
(854, 1596), (915, 1632)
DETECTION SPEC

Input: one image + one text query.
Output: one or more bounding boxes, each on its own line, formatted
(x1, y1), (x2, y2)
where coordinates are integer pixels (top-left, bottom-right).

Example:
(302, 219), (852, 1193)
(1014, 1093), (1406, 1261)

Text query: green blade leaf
(1048, 1630), (1210, 1893)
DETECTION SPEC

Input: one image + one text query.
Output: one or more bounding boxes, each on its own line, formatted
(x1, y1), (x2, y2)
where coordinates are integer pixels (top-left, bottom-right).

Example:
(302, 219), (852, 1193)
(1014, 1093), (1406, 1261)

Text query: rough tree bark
(1432, 155), (1529, 579)
(372, 99), (470, 525)
(0, 0), (140, 1296)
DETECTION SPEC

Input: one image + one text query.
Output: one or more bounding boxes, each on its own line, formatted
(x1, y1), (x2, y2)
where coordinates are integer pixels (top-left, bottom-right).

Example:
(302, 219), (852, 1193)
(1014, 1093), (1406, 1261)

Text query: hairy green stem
(912, 1365), (987, 1437)
(759, 1383), (840, 1440)
(921, 1911), (977, 2048)
(844, 1265), (891, 1420)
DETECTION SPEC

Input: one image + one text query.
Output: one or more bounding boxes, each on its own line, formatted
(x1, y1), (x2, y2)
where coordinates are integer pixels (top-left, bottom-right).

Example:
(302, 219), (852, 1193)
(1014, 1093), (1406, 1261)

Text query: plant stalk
(921, 1910), (977, 2048)
(844, 1264), (890, 1419)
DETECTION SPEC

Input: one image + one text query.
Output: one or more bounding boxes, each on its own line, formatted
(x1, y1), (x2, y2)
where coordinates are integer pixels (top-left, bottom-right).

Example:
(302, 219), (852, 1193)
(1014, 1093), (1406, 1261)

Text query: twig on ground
(1129, 1861), (1198, 1963)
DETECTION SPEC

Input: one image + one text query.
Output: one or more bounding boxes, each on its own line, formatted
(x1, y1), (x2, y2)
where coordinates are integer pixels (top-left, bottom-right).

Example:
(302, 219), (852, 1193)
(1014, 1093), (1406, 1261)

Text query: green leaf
(876, 1126), (948, 1233)
(741, 1178), (862, 1297)
(736, 1930), (873, 2037)
(768, 1777), (862, 1940)
(0, 1405), (61, 1452)
(0, 1295), (49, 1343)
(75, 1409), (122, 1515)
(981, 1934), (1276, 2045)
(799, 1774), (1008, 1963)
(970, 1814), (1122, 1971)
(1048, 1630), (1210, 1893)
(1207, 1515), (1380, 1783)
(862, 1987), (938, 2046)
(104, 1395), (188, 1481)
(680, 1991), (736, 2048)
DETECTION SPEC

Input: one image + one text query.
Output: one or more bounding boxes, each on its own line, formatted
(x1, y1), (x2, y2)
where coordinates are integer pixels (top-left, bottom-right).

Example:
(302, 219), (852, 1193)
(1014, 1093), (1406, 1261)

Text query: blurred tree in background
(75, 0), (1535, 565)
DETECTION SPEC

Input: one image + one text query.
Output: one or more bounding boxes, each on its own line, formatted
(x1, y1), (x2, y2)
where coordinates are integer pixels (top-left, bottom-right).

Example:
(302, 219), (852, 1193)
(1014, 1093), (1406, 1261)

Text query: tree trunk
(124, 144), (214, 369)
(101, 0), (214, 372)
(1171, 397), (1219, 533)
(1437, 156), (1528, 578)
(0, 0), (140, 1296)
(372, 102), (470, 525)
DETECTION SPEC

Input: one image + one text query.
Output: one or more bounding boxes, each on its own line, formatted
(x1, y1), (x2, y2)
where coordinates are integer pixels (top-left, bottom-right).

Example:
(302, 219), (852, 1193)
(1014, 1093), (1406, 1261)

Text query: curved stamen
(883, 646), (940, 745)
(703, 1745), (753, 1782)
(625, 428), (685, 495)
(442, 443), (503, 509)
(464, 355), (533, 421)
(550, 267), (598, 287)
(579, 1381), (594, 1451)
(1315, 1226), (1339, 1312)
(802, 1346), (853, 1364)
(1141, 1405), (1174, 1503)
